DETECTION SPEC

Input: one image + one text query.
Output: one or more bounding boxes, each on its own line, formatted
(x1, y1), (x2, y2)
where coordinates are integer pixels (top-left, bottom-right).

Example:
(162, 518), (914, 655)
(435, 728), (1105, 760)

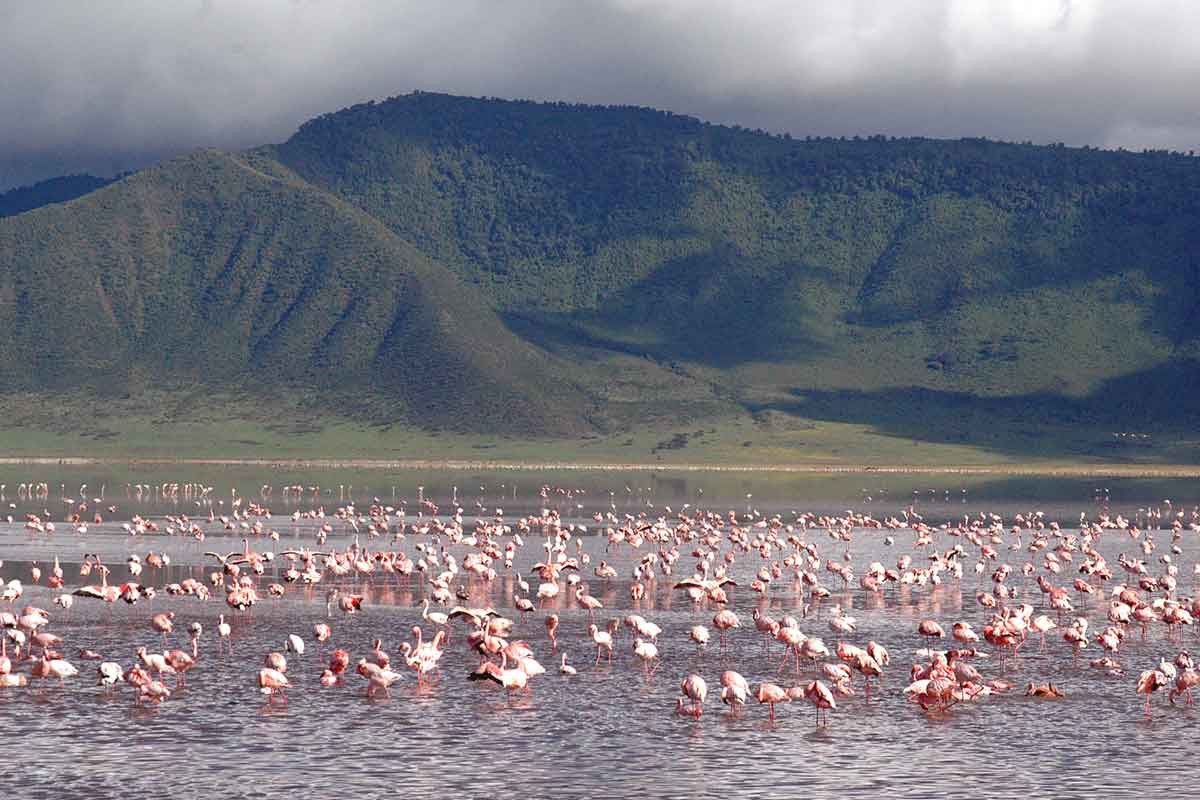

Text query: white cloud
(1, 0), (1198, 187)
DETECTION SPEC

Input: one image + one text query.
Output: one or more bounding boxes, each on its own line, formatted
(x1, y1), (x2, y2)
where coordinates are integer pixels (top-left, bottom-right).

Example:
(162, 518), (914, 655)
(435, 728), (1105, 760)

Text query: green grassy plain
(1, 388), (1197, 476)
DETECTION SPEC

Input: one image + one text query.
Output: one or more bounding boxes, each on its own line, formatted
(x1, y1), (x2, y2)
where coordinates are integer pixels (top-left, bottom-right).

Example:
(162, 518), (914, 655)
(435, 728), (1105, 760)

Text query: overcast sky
(2, 0), (1198, 188)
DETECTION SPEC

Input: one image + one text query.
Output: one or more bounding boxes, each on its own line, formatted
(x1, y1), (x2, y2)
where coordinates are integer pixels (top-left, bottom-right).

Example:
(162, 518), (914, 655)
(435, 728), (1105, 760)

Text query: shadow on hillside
(753, 360), (1200, 464)
(505, 251), (840, 367)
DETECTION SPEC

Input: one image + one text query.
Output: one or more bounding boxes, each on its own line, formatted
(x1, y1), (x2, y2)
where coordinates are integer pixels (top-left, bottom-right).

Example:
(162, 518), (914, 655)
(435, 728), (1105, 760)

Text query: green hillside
(0, 149), (593, 435)
(270, 94), (1200, 428)
(2, 91), (1200, 464)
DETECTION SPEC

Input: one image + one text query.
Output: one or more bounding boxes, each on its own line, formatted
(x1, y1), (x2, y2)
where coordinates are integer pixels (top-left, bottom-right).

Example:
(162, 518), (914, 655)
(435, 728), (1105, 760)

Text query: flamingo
(1031, 615), (1057, 649)
(712, 609), (740, 652)
(328, 650), (351, 681)
(140, 680), (172, 704)
(588, 624), (613, 665)
(468, 659), (529, 701)
(135, 644), (172, 673)
(806, 679), (836, 726)
(918, 619), (945, 641)
(575, 586), (603, 619)
(368, 638), (390, 670)
(264, 651), (288, 674)
(679, 673), (707, 716)
(952, 622), (980, 644)
(72, 560), (112, 601)
(165, 650), (195, 685)
(97, 662), (124, 692)
(753, 608), (778, 653)
(422, 599), (450, 633)
(633, 638), (659, 676)
(189, 622), (202, 658)
(259, 667), (290, 700)
(720, 671), (749, 714)
(357, 658), (403, 697)
(44, 656), (79, 687)
(756, 682), (790, 721)
(1169, 668), (1200, 705)
(53, 594), (73, 618)
(828, 606), (856, 635)
(1136, 669), (1168, 714)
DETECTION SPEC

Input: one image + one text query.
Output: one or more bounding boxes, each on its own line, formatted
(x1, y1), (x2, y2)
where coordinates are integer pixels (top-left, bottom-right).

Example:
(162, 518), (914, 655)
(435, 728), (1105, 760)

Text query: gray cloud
(2, 0), (1199, 188)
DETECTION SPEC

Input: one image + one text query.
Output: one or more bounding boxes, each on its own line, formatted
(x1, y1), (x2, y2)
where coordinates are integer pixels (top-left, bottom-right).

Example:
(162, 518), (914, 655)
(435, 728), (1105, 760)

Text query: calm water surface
(1, 471), (1199, 799)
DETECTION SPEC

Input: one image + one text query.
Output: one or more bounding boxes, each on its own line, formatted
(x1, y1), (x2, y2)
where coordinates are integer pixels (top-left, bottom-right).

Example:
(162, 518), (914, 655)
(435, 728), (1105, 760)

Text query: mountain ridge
(0, 147), (595, 435)
(0, 173), (121, 218)
(3, 91), (1199, 459)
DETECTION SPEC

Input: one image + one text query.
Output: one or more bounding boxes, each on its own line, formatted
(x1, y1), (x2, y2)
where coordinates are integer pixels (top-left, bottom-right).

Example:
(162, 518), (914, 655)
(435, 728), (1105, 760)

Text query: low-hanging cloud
(2, 0), (1198, 188)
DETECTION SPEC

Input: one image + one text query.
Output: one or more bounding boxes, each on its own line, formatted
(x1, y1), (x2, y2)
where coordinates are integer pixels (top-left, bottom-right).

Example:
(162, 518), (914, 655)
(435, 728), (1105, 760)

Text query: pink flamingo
(918, 619), (945, 642)
(806, 679), (836, 726)
(259, 667), (290, 701)
(356, 658), (402, 697)
(679, 673), (707, 716)
(1170, 669), (1200, 705)
(468, 658), (529, 701)
(756, 682), (790, 721)
(712, 609), (740, 653)
(44, 656), (79, 688)
(720, 670), (749, 714)
(165, 650), (195, 686)
(1136, 669), (1168, 714)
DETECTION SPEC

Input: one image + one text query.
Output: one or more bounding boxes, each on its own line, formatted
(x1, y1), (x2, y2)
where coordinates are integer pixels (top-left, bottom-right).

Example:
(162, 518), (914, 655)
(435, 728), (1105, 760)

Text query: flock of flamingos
(0, 483), (1197, 727)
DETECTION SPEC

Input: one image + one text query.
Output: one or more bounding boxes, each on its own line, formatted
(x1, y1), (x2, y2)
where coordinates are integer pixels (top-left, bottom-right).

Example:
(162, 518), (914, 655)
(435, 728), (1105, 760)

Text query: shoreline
(0, 456), (1199, 477)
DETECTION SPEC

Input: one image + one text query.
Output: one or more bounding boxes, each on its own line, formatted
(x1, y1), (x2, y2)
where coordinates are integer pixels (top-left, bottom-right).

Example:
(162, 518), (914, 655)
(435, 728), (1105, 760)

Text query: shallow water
(2, 476), (1199, 799)
(0, 463), (1191, 520)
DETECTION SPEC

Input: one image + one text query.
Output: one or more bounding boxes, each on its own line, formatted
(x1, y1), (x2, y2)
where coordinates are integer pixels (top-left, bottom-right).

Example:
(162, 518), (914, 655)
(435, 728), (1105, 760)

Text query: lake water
(2, 469), (1198, 799)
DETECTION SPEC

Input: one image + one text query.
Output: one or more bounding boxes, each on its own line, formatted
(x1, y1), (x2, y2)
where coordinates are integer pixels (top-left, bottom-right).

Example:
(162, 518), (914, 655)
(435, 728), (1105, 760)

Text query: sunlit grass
(2, 389), (1197, 475)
